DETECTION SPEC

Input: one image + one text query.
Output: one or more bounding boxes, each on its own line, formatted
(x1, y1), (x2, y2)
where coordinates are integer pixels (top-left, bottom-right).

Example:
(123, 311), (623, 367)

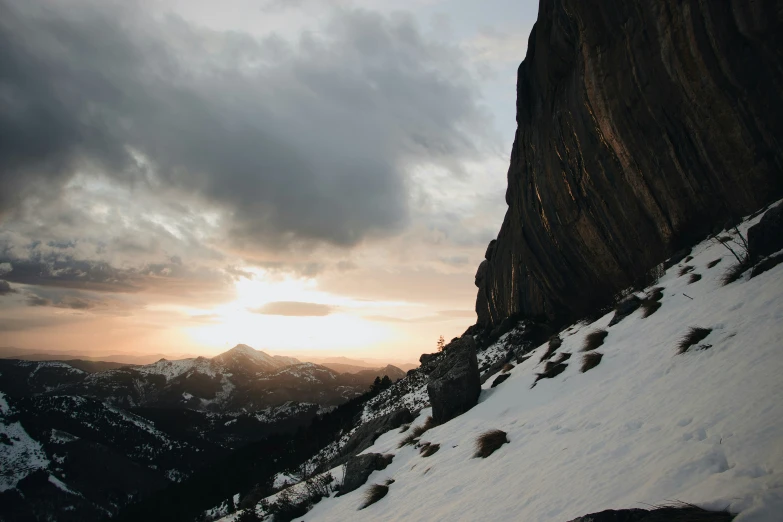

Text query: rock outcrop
(426, 336), (480, 424)
(748, 203), (783, 260)
(331, 408), (413, 466)
(476, 0), (783, 328)
(338, 453), (393, 495)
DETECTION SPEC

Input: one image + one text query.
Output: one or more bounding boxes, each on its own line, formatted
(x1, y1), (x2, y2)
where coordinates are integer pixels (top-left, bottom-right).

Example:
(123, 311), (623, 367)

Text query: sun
(185, 270), (396, 354)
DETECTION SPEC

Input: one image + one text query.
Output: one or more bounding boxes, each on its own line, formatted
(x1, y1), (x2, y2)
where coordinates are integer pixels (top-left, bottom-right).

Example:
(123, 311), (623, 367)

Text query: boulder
(607, 296), (642, 326)
(418, 352), (442, 374)
(332, 408), (412, 466)
(748, 204), (783, 260)
(338, 453), (393, 495)
(426, 336), (481, 424)
(490, 373), (511, 388)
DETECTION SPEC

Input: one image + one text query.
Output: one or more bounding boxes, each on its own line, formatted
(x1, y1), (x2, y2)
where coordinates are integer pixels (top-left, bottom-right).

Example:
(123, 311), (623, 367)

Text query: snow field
(260, 208), (783, 521)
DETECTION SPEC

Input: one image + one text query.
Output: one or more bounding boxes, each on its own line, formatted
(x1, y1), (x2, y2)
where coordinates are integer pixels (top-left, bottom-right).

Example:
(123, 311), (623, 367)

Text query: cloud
(365, 309), (474, 323)
(25, 292), (98, 310)
(0, 0), (494, 251)
(25, 294), (53, 307)
(0, 280), (17, 295)
(251, 301), (334, 317)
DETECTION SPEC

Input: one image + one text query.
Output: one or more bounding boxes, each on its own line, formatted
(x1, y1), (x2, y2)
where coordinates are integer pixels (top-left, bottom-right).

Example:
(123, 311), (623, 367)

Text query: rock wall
(476, 0), (783, 327)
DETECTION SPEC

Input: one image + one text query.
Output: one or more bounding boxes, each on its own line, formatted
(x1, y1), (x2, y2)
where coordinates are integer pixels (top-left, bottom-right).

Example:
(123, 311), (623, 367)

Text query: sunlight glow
(185, 269), (403, 353)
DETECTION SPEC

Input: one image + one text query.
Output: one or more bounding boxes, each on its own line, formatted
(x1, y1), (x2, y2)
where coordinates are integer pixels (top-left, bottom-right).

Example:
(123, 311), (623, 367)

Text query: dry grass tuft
(645, 501), (735, 521)
(539, 336), (562, 363)
(398, 416), (437, 448)
(678, 265), (695, 276)
(419, 443), (440, 458)
(641, 299), (662, 318)
(474, 429), (508, 458)
(501, 363), (515, 373)
(399, 423), (410, 433)
(721, 256), (752, 285)
(359, 484), (389, 510)
(706, 258), (722, 269)
(688, 273), (702, 284)
(533, 362), (568, 386)
(582, 330), (608, 352)
(677, 327), (712, 354)
(647, 287), (664, 302)
(684, 255), (693, 263)
(580, 352), (603, 373)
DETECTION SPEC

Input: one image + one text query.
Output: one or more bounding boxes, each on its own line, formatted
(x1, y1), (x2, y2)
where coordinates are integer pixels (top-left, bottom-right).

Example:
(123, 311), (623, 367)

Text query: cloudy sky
(0, 0), (538, 363)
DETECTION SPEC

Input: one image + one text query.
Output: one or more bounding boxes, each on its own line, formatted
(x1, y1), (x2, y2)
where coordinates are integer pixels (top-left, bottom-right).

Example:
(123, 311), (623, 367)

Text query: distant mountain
(354, 364), (407, 382)
(308, 356), (417, 373)
(0, 344), (372, 521)
(0, 391), (318, 521)
(0, 345), (380, 413)
(0, 346), (201, 365)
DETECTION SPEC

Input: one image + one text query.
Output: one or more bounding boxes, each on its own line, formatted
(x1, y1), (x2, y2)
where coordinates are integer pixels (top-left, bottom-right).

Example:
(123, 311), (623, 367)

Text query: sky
(0, 0), (539, 363)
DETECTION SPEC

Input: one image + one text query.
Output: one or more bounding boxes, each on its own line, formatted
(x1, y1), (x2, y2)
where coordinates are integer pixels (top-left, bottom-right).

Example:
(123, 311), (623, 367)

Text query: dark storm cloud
(25, 292), (98, 310)
(251, 301), (334, 317)
(0, 280), (16, 295)
(0, 0), (492, 249)
(0, 245), (234, 304)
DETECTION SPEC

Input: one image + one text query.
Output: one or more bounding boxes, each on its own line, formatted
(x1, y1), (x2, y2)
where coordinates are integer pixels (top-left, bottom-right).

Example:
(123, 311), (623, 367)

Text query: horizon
(0, 0), (539, 362)
(0, 342), (421, 366)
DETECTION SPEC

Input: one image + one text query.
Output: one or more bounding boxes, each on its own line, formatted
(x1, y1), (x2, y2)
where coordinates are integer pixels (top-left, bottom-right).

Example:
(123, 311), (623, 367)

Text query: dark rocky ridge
(476, 0), (783, 327)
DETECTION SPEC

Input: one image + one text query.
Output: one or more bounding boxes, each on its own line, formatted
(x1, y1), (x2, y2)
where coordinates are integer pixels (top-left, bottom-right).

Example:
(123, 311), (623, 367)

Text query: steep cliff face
(476, 0), (783, 327)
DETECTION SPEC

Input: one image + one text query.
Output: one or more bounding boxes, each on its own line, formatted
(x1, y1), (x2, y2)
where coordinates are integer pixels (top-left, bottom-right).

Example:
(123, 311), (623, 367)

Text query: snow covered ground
(240, 206), (783, 521)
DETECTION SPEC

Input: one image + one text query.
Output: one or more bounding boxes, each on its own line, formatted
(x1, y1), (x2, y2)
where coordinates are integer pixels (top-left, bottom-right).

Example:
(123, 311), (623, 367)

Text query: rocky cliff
(476, 0), (783, 327)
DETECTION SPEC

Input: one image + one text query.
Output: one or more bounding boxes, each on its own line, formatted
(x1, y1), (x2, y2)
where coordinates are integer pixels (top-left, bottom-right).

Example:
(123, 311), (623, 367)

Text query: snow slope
(248, 207), (783, 521)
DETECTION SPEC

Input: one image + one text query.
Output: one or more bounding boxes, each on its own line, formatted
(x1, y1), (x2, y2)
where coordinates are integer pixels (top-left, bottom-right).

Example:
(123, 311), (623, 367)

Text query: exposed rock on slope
(476, 0), (783, 327)
(426, 336), (480, 424)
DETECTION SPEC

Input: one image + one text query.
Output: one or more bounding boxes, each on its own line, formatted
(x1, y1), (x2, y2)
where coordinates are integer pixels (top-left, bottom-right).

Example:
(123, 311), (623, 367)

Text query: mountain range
(0, 344), (405, 520)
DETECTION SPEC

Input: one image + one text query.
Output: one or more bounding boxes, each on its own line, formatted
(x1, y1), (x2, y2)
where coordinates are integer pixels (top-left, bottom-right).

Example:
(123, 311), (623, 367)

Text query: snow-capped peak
(212, 344), (297, 372)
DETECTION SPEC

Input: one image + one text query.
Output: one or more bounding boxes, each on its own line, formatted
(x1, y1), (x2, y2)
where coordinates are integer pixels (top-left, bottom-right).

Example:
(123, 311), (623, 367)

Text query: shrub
(678, 265), (695, 276)
(688, 273), (702, 284)
(539, 336), (562, 362)
(235, 508), (261, 522)
(501, 363), (515, 373)
(580, 352), (603, 373)
(419, 443), (440, 458)
(260, 473), (334, 522)
(707, 258), (722, 269)
(716, 227), (751, 285)
(677, 327), (712, 354)
(683, 255), (693, 263)
(582, 330), (608, 352)
(640, 300), (662, 318)
(359, 484), (389, 510)
(474, 430), (508, 458)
